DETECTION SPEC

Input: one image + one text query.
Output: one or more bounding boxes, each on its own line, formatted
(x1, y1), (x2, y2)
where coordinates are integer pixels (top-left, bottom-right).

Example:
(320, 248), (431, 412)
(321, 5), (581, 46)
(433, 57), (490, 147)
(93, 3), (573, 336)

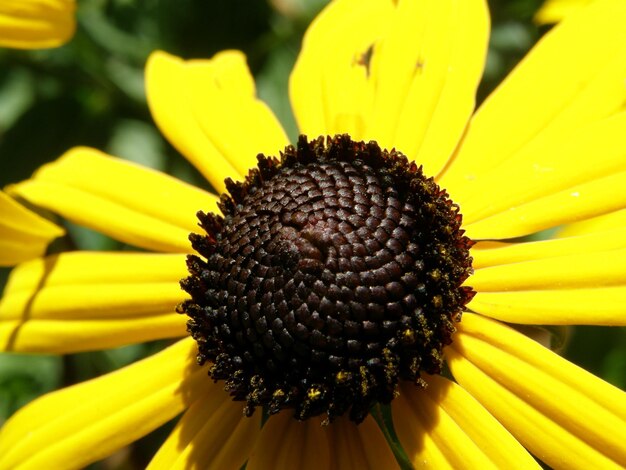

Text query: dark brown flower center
(179, 134), (474, 424)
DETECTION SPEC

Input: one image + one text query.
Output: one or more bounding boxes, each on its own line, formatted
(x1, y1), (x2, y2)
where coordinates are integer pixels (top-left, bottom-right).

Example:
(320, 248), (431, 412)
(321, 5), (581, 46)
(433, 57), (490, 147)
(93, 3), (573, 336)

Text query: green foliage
(0, 354), (62, 427)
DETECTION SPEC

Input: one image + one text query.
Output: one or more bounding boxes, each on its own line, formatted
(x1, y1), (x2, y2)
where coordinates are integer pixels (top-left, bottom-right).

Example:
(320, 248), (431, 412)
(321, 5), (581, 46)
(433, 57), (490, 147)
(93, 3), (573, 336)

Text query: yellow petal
(471, 227), (626, 269)
(186, 53), (290, 179)
(0, 338), (207, 470)
(0, 191), (64, 266)
(247, 413), (330, 470)
(463, 169), (626, 240)
(324, 416), (399, 470)
(468, 286), (626, 325)
(247, 412), (393, 469)
(148, 382), (261, 470)
(1, 252), (188, 319)
(472, 248), (626, 292)
(1, 249), (186, 352)
(369, 0), (489, 176)
(534, 0), (593, 24)
(147, 50), (289, 194)
(290, 0), (489, 176)
(0, 252), (188, 353)
(447, 313), (626, 469)
(393, 377), (538, 469)
(0, 316), (186, 354)
(8, 147), (219, 253)
(470, 236), (626, 322)
(441, 0), (626, 205)
(556, 209), (626, 238)
(453, 112), (626, 227)
(0, 0), (75, 49)
(289, 0), (394, 141)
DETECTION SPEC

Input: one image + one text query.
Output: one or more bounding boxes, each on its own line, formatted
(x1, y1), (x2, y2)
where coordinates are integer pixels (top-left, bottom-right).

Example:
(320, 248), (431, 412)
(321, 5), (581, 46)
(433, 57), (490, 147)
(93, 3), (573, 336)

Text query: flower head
(180, 134), (475, 424)
(1, 0), (626, 468)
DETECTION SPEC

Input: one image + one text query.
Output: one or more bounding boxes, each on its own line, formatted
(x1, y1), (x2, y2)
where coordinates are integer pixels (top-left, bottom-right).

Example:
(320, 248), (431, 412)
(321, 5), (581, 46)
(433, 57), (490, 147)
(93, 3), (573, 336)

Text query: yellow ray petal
(248, 413), (394, 469)
(469, 287), (626, 326)
(146, 50), (236, 194)
(186, 53), (291, 179)
(441, 0), (626, 201)
(447, 313), (626, 469)
(453, 112), (626, 226)
(471, 227), (626, 269)
(289, 0), (489, 176)
(289, 0), (394, 141)
(0, 252), (189, 353)
(147, 50), (289, 194)
(325, 416), (399, 470)
(534, 0), (593, 24)
(463, 169), (626, 240)
(369, 0), (489, 176)
(0, 338), (207, 470)
(0, 0), (75, 49)
(447, 349), (620, 470)
(148, 383), (261, 470)
(1, 252), (187, 320)
(0, 315), (186, 354)
(471, 248), (626, 292)
(556, 209), (626, 238)
(393, 388), (492, 468)
(247, 412), (330, 470)
(0, 191), (64, 266)
(7, 147), (219, 253)
(393, 377), (538, 469)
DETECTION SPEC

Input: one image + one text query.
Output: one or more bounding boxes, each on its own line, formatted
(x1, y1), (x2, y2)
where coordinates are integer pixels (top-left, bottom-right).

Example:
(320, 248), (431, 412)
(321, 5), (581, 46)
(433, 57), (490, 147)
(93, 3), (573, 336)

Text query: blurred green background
(0, 0), (624, 467)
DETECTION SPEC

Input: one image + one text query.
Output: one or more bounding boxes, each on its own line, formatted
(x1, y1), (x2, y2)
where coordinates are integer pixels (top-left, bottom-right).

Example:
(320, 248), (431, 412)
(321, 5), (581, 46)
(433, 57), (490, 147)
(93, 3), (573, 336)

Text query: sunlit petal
(455, 112), (626, 228)
(0, 252), (188, 353)
(556, 209), (626, 238)
(290, 0), (489, 176)
(0, 338), (206, 470)
(471, 228), (626, 269)
(442, 0), (626, 230)
(393, 377), (538, 469)
(369, 0), (489, 176)
(289, 0), (393, 140)
(468, 287), (626, 326)
(448, 314), (626, 469)
(147, 50), (289, 193)
(0, 191), (64, 266)
(8, 147), (219, 253)
(472, 249), (626, 291)
(470, 233), (626, 322)
(464, 169), (626, 239)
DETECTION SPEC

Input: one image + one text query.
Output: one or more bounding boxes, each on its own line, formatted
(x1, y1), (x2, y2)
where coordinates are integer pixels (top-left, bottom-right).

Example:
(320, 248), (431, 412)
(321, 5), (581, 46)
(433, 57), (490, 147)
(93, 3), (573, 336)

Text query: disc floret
(179, 134), (474, 423)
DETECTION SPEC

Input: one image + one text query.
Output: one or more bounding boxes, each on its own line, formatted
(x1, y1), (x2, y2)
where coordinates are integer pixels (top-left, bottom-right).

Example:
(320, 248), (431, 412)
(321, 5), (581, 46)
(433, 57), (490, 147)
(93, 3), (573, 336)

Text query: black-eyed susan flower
(1, 0), (626, 468)
(0, 0), (75, 49)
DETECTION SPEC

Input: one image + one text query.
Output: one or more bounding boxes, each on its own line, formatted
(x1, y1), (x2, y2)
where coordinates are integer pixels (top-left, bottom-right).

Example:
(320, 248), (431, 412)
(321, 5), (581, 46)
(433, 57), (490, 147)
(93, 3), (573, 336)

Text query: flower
(0, 191), (64, 266)
(1, 0), (626, 468)
(535, 0), (595, 24)
(0, 0), (76, 49)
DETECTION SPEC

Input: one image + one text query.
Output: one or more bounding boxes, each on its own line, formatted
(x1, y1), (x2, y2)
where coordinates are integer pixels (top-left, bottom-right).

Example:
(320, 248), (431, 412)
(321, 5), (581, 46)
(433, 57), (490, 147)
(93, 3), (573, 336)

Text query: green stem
(372, 404), (413, 469)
